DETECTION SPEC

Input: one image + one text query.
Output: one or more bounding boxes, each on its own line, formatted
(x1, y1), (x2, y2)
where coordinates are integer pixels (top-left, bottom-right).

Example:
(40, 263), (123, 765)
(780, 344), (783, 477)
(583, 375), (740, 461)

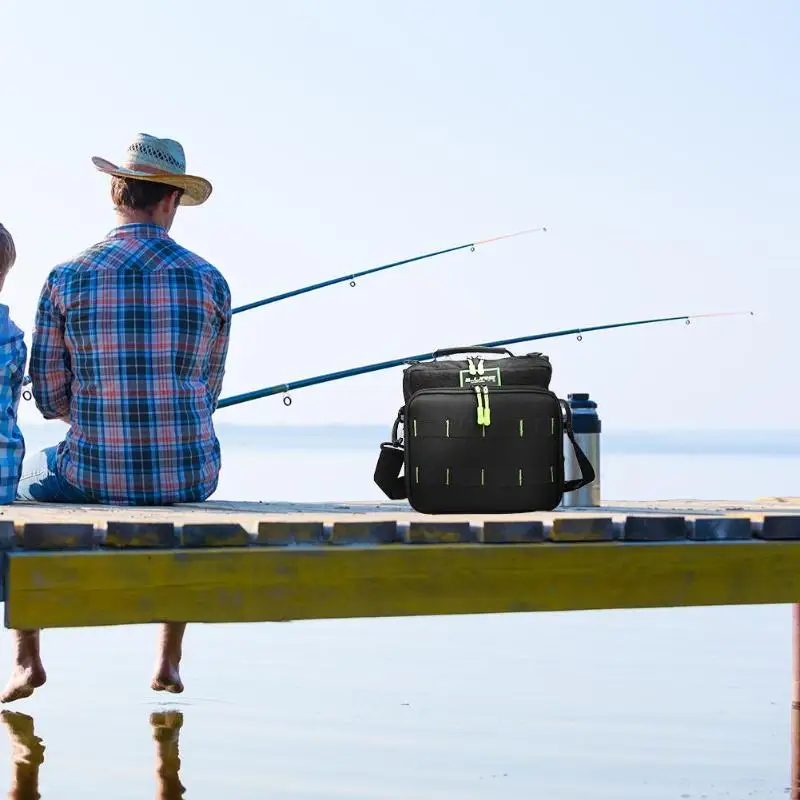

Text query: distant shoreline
(212, 424), (800, 456)
(16, 422), (800, 456)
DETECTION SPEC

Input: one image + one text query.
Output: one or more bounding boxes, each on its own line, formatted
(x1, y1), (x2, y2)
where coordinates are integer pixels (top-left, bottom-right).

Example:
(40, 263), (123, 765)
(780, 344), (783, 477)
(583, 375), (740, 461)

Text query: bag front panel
(404, 388), (565, 513)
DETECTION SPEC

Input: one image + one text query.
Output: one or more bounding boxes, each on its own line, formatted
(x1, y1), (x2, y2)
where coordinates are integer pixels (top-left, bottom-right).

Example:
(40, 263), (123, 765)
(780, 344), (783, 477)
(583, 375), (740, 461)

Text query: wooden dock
(2, 496), (800, 630)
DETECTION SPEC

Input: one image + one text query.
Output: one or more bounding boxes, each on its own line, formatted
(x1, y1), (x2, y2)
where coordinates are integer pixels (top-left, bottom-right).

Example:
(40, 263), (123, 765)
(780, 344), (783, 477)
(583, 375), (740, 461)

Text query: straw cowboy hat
(91, 133), (212, 206)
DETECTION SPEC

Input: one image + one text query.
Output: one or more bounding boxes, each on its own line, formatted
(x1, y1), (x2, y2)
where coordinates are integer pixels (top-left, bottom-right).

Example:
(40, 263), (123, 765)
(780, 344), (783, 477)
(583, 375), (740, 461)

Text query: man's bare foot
(0, 664), (46, 704)
(152, 623), (186, 694)
(151, 663), (183, 694)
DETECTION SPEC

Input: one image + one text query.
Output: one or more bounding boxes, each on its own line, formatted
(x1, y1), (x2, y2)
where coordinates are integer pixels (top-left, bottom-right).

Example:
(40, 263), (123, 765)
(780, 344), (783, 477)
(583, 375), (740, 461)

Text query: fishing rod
(17, 226), (545, 402)
(216, 310), (753, 410)
(231, 226), (547, 315)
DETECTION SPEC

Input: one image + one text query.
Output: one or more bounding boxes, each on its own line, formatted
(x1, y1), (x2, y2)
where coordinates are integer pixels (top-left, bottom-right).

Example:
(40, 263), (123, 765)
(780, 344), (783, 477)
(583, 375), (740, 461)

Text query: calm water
(0, 426), (797, 798)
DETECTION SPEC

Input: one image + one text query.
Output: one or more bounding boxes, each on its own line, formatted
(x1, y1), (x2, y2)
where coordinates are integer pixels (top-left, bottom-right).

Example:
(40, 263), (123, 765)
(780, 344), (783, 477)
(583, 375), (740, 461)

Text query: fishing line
(231, 226), (547, 315)
(216, 310), (754, 410)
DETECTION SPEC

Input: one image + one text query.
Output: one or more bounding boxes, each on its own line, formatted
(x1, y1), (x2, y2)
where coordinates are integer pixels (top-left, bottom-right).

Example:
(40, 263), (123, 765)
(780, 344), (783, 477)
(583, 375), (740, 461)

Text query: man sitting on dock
(3, 134), (231, 704)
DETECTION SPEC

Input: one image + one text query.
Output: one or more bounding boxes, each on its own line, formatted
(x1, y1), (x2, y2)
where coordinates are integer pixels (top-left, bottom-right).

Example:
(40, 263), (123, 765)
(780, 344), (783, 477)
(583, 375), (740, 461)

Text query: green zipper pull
(474, 385), (484, 425)
(482, 385), (491, 425)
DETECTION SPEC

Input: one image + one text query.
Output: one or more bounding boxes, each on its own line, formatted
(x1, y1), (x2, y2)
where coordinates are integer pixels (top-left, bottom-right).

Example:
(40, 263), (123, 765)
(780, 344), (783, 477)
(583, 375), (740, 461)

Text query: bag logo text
(459, 368), (501, 387)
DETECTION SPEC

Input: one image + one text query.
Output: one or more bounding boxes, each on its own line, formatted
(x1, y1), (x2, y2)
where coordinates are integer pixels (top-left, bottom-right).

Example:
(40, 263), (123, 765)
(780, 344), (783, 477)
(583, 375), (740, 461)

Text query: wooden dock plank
(689, 517), (754, 541)
(105, 522), (176, 548)
(8, 539), (800, 629)
(2, 497), (800, 529)
(620, 516), (689, 542)
(549, 517), (615, 542)
(255, 521), (325, 546)
(18, 523), (94, 550)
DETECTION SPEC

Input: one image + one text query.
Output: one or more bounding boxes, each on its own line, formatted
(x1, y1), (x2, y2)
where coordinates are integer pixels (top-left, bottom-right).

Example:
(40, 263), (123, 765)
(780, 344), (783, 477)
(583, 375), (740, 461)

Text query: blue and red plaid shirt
(29, 223), (231, 505)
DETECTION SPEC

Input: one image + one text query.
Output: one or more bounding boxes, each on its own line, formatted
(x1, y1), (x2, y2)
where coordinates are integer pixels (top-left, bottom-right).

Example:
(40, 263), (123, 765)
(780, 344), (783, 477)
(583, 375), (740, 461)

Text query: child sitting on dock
(0, 224), (26, 505)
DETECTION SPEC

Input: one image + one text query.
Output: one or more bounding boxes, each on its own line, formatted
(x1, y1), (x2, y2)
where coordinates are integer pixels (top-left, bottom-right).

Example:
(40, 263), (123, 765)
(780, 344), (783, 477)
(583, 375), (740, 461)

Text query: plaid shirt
(29, 223), (231, 505)
(0, 305), (26, 504)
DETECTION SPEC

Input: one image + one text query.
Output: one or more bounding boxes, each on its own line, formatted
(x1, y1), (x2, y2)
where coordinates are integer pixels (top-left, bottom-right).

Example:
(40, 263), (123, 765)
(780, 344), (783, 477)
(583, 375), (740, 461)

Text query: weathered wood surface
(1, 495), (799, 528)
(8, 538), (800, 629)
(3, 496), (800, 630)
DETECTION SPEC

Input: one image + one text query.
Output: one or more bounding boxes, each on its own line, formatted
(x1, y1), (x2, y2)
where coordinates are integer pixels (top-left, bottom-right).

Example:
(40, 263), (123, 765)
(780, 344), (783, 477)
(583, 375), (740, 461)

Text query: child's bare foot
(151, 663), (183, 694)
(0, 663), (46, 704)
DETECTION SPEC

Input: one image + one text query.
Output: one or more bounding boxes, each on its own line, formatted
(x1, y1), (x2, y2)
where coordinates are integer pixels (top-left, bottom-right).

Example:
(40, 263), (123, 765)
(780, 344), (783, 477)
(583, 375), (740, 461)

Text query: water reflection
(151, 711), (186, 800)
(1, 712), (44, 800)
(0, 709), (186, 799)
(793, 704), (800, 800)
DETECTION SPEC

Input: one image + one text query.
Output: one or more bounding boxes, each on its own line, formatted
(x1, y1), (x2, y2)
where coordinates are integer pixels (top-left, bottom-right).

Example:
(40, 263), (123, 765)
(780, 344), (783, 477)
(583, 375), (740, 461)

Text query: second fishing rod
(216, 310), (754, 410)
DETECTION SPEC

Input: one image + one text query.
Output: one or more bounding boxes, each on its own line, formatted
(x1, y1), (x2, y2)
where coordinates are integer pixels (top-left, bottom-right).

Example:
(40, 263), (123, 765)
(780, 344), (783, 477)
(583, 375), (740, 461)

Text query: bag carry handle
(432, 345), (514, 359)
(560, 399), (596, 492)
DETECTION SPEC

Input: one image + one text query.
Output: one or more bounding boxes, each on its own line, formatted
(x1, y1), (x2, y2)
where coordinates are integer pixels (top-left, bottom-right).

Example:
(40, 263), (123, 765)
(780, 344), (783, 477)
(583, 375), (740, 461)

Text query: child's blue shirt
(0, 304), (25, 503)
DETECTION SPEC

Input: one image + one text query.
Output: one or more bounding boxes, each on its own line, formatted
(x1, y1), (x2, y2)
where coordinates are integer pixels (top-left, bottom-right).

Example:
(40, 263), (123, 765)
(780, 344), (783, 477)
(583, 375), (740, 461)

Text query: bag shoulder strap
(374, 444), (406, 500)
(373, 407), (407, 500)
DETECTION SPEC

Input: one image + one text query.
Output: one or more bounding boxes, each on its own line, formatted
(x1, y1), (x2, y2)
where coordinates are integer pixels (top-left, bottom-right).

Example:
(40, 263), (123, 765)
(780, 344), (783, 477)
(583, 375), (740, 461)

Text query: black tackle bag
(373, 346), (595, 514)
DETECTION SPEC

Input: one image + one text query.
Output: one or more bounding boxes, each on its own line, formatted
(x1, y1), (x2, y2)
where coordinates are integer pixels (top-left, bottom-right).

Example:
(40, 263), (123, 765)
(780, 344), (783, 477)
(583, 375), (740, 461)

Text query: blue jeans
(16, 444), (94, 504)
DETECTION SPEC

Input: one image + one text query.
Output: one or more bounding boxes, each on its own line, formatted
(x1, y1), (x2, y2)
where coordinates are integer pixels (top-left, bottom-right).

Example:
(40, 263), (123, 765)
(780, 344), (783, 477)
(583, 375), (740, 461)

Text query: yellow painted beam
(6, 540), (800, 629)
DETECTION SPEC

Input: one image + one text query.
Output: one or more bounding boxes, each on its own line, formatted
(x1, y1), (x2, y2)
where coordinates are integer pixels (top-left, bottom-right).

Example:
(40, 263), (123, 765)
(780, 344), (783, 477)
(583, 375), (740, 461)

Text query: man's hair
(111, 176), (185, 212)
(0, 224), (16, 276)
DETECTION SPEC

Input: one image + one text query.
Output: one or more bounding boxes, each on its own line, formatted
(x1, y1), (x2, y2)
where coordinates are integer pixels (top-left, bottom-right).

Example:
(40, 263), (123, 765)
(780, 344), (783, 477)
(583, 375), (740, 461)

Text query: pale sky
(0, 0), (796, 432)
